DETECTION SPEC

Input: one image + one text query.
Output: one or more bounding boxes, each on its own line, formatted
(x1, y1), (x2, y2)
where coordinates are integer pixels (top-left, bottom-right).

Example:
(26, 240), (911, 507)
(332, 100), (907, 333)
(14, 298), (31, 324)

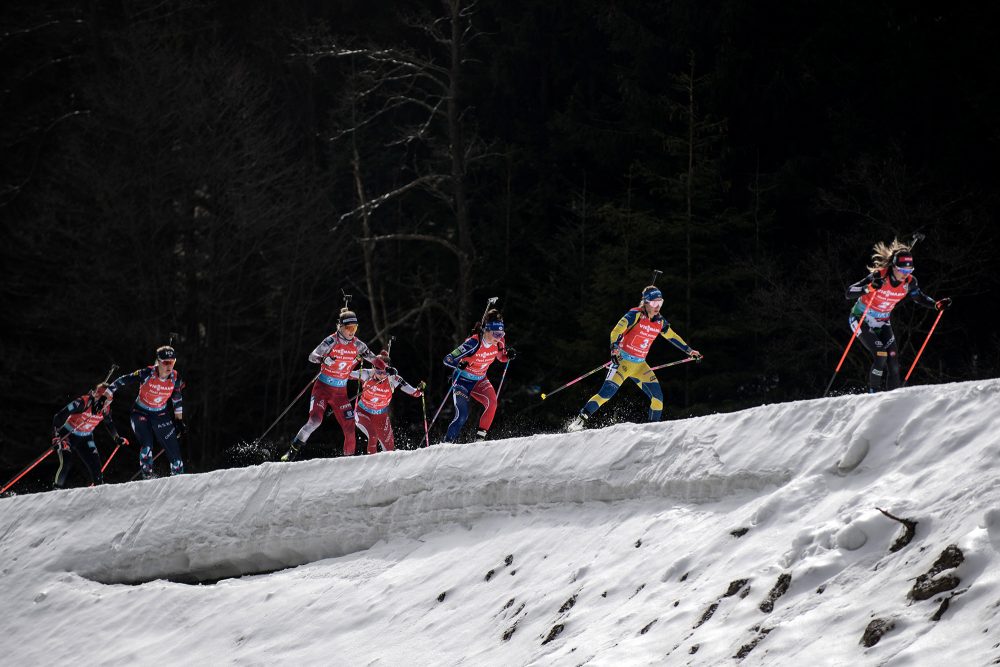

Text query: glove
(610, 346), (622, 363)
(504, 346), (517, 360)
(412, 387), (423, 398)
(174, 420), (187, 438)
(386, 366), (398, 377)
(868, 275), (884, 292)
(51, 434), (64, 450)
(935, 297), (952, 311)
(115, 436), (130, 447)
(688, 349), (703, 362)
(458, 360), (469, 370)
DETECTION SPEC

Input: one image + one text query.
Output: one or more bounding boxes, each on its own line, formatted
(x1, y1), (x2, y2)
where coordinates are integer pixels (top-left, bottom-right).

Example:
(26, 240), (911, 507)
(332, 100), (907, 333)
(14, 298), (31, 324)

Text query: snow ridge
(1, 379), (999, 666)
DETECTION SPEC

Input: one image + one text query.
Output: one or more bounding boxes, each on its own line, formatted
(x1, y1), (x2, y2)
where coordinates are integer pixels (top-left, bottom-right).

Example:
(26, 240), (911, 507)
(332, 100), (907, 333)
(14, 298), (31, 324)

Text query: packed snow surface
(2, 380), (999, 665)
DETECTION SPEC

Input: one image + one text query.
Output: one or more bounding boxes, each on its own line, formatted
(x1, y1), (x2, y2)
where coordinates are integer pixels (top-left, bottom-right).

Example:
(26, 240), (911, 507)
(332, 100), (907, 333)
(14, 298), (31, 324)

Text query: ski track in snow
(1, 379), (999, 666)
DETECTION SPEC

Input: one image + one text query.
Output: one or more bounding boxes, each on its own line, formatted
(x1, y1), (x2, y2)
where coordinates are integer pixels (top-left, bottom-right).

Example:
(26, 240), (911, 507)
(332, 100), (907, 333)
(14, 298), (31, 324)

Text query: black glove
(610, 345), (622, 363)
(174, 420), (187, 438)
(386, 366), (398, 377)
(458, 360), (469, 370)
(504, 346), (517, 360)
(935, 297), (952, 311)
(869, 275), (884, 291)
(115, 436), (130, 447)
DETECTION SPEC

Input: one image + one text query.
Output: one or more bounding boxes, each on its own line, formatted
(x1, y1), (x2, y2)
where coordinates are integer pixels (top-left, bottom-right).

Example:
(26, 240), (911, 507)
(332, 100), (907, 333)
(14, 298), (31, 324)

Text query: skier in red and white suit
(281, 308), (376, 461)
(351, 352), (423, 454)
(845, 240), (950, 392)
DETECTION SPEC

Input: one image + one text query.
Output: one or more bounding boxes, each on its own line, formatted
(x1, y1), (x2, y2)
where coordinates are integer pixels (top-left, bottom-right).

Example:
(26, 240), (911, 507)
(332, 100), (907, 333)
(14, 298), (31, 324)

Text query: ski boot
(280, 441), (302, 462)
(475, 429), (488, 442)
(566, 413), (588, 433)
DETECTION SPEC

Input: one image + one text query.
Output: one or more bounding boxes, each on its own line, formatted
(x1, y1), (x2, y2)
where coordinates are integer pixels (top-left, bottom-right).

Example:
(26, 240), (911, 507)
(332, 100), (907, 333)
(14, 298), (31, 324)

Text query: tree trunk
(684, 53), (695, 409)
(448, 0), (473, 337)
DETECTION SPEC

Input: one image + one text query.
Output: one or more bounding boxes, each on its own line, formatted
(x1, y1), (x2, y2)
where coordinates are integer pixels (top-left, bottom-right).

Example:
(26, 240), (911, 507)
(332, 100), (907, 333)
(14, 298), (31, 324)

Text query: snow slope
(2, 380), (999, 665)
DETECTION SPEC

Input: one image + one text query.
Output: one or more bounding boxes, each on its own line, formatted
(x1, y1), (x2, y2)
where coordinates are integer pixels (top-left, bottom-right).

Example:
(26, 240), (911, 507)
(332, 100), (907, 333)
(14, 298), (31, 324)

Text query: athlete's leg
(75, 437), (104, 484)
(882, 325), (901, 390)
(355, 410), (373, 454)
(630, 362), (664, 421)
(53, 436), (75, 488)
(130, 410), (158, 477)
(366, 413), (392, 454)
(293, 383), (332, 444)
(382, 420), (395, 452)
(329, 388), (357, 456)
(444, 378), (477, 443)
(581, 362), (630, 417)
(470, 379), (498, 431)
(852, 317), (888, 392)
(151, 412), (184, 475)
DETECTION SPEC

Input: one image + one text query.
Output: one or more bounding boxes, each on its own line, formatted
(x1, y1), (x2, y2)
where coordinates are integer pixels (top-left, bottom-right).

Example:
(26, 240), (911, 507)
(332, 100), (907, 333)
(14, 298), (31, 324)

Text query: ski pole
(540, 361), (612, 400)
(1, 445), (58, 494)
(250, 372), (320, 448)
(420, 382), (430, 448)
(495, 360), (512, 402)
(129, 449), (165, 481)
(823, 299), (874, 397)
(101, 445), (120, 473)
(904, 308), (946, 384)
(427, 373), (461, 437)
(648, 357), (698, 372)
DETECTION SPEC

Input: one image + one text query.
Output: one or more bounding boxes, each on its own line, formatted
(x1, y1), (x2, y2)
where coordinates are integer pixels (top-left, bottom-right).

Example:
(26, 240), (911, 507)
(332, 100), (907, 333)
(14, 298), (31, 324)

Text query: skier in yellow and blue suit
(567, 286), (702, 431)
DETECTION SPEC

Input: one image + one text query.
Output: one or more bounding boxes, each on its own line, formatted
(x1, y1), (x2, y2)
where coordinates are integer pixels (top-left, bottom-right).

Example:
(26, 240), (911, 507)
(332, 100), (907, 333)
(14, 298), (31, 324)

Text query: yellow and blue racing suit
(581, 307), (693, 422)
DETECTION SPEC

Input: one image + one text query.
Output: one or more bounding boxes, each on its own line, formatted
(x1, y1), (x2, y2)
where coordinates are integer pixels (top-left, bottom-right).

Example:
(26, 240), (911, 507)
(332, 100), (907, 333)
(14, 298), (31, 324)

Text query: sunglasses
(487, 329), (505, 338)
(158, 357), (176, 364)
(646, 298), (664, 307)
(894, 266), (914, 274)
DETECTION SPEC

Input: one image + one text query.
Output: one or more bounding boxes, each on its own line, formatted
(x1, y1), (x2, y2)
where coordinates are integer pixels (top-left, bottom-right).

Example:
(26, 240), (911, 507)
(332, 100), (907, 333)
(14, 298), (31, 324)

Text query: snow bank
(1, 379), (998, 666)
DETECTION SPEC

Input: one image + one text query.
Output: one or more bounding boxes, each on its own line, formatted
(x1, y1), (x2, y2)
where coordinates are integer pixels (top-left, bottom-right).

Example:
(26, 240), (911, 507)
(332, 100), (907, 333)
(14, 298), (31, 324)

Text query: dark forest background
(3, 1), (998, 485)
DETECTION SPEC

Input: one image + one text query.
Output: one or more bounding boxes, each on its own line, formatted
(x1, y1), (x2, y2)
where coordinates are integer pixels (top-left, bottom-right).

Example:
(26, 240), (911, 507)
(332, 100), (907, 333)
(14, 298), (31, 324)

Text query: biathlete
(104, 345), (185, 479)
(351, 351), (424, 454)
(441, 309), (516, 443)
(281, 308), (376, 461)
(845, 239), (950, 392)
(568, 285), (701, 431)
(51, 382), (128, 488)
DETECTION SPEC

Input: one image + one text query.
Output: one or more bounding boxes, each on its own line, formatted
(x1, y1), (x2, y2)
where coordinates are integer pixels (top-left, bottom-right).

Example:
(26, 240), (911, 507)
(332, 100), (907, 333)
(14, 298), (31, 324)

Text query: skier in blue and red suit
(104, 345), (185, 479)
(51, 382), (129, 489)
(845, 239), (951, 392)
(280, 307), (377, 461)
(442, 309), (516, 443)
(568, 285), (701, 431)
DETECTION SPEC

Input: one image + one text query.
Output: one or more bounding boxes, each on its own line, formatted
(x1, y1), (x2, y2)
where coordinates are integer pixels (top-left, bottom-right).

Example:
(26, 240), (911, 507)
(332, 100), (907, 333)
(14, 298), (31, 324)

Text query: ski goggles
(487, 330), (505, 339)
(645, 298), (664, 307)
(894, 265), (914, 274)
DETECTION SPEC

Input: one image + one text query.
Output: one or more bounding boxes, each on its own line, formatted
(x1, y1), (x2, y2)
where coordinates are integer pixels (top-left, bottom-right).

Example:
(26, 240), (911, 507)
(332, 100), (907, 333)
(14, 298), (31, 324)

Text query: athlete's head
(868, 238), (913, 276)
(156, 345), (177, 370)
(890, 250), (915, 280)
(338, 308), (359, 339)
(90, 382), (110, 413)
(641, 286), (664, 314)
(482, 310), (505, 344)
(372, 351), (390, 377)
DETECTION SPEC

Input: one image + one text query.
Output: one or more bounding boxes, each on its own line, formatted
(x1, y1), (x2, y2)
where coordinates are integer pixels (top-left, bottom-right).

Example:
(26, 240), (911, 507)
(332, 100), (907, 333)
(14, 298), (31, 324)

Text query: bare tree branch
(359, 233), (465, 259)
(333, 174), (447, 228)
